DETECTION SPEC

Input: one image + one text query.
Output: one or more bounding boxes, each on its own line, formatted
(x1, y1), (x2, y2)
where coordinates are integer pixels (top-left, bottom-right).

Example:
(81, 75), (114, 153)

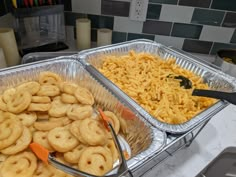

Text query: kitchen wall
(1, 0), (236, 55)
(65, 0), (236, 55)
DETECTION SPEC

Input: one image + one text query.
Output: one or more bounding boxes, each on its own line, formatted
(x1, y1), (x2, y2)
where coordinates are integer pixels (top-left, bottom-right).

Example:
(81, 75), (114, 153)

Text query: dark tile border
(101, 0), (130, 17)
(91, 29), (97, 42)
(171, 23), (203, 39)
(230, 29), (236, 43)
(62, 0), (72, 11)
(65, 12), (87, 26)
(127, 33), (155, 41)
(210, 42), (236, 54)
(179, 0), (211, 8)
(88, 14), (114, 29)
(146, 4), (162, 20)
(182, 39), (213, 54)
(149, 0), (178, 4)
(143, 20), (172, 36)
(65, 13), (114, 30)
(191, 8), (225, 26)
(112, 31), (127, 44)
(222, 12), (236, 28)
(211, 0), (236, 12)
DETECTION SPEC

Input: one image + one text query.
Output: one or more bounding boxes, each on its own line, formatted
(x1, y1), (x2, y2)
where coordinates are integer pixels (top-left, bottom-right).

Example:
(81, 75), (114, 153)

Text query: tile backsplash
(0, 0), (236, 55)
(178, 0), (211, 8)
(64, 0), (236, 55)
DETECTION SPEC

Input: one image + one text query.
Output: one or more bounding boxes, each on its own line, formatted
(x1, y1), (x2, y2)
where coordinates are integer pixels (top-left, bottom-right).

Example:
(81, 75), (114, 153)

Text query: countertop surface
(64, 41), (236, 177)
(142, 52), (236, 177)
(143, 104), (236, 177)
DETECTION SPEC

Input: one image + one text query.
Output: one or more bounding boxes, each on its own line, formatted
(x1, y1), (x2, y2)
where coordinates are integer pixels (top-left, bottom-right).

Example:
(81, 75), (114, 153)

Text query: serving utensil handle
(192, 89), (236, 105)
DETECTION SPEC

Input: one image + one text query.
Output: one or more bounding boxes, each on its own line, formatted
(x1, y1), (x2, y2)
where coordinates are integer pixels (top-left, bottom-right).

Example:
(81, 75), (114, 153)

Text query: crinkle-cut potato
(0, 71), (129, 177)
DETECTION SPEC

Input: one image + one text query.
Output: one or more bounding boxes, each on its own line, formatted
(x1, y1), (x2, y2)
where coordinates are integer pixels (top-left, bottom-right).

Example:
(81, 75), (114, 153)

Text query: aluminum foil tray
(79, 39), (236, 134)
(0, 56), (166, 176)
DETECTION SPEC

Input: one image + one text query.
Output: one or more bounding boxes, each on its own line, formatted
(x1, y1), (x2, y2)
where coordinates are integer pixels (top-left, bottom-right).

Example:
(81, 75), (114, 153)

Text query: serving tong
(172, 75), (236, 105)
(30, 108), (133, 177)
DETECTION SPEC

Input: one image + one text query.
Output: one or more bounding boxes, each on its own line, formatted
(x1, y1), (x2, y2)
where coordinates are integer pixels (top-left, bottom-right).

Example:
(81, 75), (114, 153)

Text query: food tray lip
(21, 51), (79, 64)
(0, 56), (167, 175)
(0, 55), (79, 73)
(79, 39), (154, 60)
(78, 39), (235, 134)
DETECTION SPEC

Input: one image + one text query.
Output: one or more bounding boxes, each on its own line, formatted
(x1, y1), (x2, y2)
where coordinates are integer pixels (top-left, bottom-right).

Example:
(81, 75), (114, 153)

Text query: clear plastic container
(12, 5), (66, 50)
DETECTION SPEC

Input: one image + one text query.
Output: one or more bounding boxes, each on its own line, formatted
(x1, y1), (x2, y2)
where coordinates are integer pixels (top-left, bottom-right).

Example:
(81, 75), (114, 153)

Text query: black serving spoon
(173, 75), (236, 105)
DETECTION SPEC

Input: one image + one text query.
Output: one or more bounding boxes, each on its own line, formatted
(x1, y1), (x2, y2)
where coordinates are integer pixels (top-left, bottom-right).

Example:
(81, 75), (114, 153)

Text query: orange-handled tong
(30, 109), (133, 177)
(30, 143), (96, 177)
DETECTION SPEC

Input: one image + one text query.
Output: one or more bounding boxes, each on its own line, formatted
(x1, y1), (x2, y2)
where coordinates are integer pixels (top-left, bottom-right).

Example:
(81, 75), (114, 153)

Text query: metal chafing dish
(19, 39), (236, 176)
(0, 56), (165, 177)
(79, 39), (236, 134)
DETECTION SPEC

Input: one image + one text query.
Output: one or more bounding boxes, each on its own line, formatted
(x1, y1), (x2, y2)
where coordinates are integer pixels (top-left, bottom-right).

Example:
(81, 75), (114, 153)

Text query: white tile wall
(200, 25), (235, 43)
(159, 5), (194, 23)
(114, 16), (143, 33)
(154, 35), (184, 49)
(71, 0), (101, 15)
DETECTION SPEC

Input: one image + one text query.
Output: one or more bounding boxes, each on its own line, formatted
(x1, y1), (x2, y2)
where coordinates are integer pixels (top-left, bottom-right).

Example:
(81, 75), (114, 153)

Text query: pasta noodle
(98, 50), (216, 124)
